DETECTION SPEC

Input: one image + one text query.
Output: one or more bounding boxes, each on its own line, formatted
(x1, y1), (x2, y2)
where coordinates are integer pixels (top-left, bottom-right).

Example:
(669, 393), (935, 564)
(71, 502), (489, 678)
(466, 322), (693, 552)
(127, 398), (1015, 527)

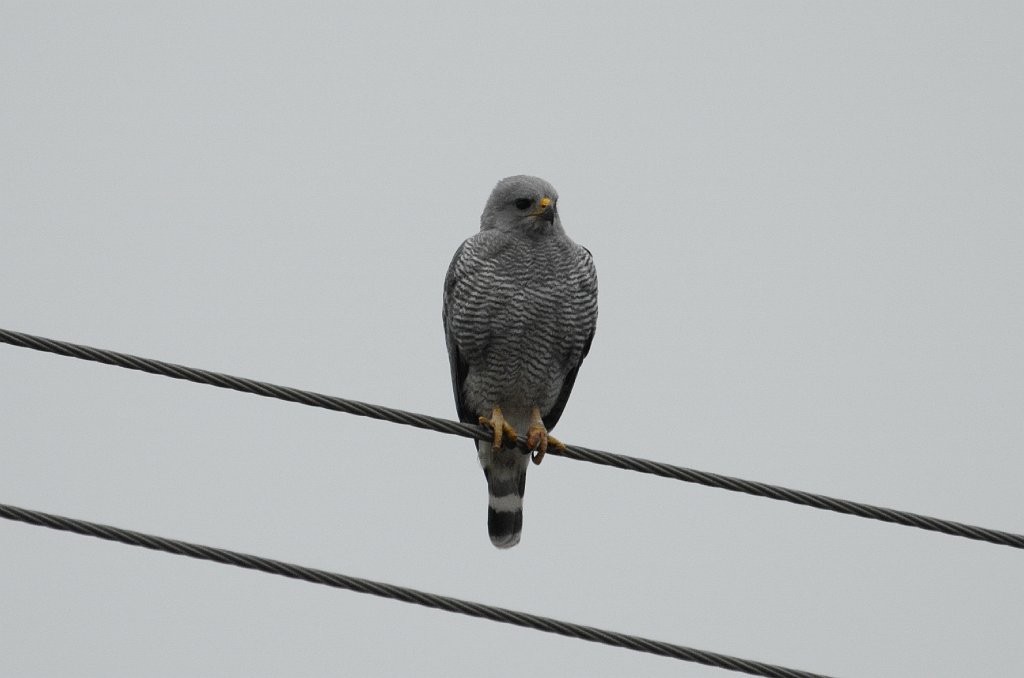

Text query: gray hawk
(442, 175), (598, 548)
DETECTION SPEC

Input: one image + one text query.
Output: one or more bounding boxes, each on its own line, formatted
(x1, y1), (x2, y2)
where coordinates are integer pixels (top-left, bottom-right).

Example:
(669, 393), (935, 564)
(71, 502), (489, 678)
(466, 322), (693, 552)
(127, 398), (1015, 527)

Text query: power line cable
(0, 501), (837, 678)
(2, 326), (1022, 551)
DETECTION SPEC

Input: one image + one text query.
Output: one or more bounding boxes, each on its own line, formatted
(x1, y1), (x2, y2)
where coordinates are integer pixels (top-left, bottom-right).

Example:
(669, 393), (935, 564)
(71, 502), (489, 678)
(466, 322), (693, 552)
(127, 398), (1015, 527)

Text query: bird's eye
(514, 198), (532, 210)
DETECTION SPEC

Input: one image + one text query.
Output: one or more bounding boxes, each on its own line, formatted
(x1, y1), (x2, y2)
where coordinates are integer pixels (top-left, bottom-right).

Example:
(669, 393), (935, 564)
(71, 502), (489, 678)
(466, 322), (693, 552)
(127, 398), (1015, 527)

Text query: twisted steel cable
(0, 501), (836, 678)
(2, 326), (1023, 550)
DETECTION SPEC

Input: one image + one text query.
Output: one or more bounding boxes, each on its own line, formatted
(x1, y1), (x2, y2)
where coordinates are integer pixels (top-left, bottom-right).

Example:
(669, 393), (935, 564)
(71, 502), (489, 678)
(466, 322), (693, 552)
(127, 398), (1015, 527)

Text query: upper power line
(2, 326), (1022, 551)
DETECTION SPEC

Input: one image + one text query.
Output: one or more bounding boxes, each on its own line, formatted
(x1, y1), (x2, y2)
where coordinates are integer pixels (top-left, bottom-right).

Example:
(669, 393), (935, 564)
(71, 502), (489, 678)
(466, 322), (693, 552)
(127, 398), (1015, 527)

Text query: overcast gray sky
(2, 2), (1022, 677)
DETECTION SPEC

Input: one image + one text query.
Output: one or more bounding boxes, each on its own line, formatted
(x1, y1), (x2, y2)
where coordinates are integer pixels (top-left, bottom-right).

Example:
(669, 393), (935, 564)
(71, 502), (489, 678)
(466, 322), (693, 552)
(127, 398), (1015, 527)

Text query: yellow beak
(530, 197), (553, 217)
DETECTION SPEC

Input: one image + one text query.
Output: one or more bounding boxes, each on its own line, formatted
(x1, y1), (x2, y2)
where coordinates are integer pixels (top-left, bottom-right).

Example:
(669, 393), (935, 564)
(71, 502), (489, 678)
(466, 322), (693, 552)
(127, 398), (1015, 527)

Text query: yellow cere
(539, 197), (551, 208)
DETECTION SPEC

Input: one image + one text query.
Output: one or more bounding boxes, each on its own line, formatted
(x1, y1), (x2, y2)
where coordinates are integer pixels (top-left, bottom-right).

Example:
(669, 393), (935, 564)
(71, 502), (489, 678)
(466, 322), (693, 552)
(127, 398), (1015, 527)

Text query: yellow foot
(527, 407), (566, 465)
(478, 406), (518, 451)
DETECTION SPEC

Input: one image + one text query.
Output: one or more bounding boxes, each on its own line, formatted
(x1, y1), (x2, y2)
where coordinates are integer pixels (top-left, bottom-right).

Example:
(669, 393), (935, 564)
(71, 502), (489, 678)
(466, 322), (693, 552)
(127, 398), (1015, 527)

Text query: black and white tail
(480, 441), (530, 548)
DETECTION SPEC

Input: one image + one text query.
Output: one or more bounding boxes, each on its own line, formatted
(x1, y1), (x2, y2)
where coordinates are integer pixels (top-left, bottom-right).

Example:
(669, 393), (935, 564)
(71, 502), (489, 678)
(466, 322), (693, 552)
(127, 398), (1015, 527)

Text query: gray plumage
(442, 175), (598, 548)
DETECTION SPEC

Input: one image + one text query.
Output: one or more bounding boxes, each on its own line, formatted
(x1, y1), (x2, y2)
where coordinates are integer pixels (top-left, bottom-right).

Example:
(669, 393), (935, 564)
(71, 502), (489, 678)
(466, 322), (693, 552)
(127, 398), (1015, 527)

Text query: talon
(532, 433), (564, 465)
(479, 407), (518, 450)
(528, 424), (547, 464)
(527, 406), (564, 465)
(527, 425), (546, 454)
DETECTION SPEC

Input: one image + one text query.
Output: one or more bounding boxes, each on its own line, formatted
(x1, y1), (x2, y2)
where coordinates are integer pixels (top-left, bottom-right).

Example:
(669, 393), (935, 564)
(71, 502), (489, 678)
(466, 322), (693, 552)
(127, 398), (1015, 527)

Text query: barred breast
(447, 230), (597, 419)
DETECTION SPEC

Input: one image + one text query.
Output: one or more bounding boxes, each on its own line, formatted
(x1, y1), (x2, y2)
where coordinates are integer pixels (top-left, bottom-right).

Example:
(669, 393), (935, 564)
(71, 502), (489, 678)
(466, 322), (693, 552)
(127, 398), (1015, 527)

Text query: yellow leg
(526, 406), (565, 465)
(478, 406), (518, 450)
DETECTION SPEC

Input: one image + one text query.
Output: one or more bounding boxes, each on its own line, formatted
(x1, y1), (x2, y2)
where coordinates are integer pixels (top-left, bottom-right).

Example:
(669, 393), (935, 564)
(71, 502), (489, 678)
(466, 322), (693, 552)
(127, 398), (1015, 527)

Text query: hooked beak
(534, 196), (556, 223)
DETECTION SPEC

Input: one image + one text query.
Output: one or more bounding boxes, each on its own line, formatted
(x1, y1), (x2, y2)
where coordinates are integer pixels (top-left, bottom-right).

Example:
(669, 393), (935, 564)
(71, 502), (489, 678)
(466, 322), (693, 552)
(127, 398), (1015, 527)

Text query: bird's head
(480, 175), (562, 235)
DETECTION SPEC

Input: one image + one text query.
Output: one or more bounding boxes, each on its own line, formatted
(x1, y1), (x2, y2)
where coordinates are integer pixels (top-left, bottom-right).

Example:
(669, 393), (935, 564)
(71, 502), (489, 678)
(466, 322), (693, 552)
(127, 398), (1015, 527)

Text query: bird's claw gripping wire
(526, 405), (565, 465)
(479, 407), (518, 451)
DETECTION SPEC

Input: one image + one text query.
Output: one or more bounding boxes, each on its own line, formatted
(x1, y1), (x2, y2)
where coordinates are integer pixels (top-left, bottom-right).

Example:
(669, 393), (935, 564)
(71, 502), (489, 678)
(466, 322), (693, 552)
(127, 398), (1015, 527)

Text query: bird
(442, 175), (598, 548)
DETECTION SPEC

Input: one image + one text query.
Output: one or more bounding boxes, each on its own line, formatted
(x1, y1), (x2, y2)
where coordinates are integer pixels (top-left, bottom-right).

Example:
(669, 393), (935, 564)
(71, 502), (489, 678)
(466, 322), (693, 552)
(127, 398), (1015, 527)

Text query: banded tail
(480, 441), (530, 548)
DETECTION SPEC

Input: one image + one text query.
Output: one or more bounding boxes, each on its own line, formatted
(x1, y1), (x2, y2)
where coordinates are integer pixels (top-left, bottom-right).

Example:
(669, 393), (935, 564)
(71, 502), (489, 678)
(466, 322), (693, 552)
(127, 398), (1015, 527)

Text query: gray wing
(442, 239), (474, 425)
(543, 245), (598, 431)
(542, 328), (594, 431)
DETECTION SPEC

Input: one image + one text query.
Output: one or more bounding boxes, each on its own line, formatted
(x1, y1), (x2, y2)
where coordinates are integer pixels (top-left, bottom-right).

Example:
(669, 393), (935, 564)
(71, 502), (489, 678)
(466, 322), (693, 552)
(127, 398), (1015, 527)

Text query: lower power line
(0, 501), (835, 678)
